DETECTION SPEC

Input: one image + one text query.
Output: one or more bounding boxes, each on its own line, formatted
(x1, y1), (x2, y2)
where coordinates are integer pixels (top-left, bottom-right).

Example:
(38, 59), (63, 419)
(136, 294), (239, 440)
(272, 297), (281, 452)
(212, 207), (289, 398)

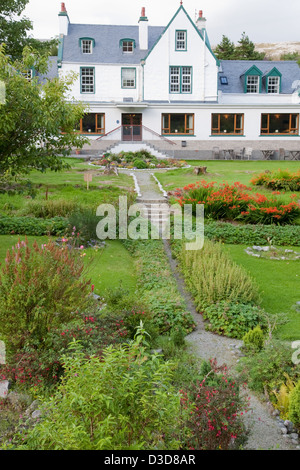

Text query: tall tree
(0, 0), (58, 59)
(0, 46), (88, 176)
(233, 32), (265, 60)
(214, 32), (265, 60)
(214, 35), (235, 60)
(0, 0), (32, 59)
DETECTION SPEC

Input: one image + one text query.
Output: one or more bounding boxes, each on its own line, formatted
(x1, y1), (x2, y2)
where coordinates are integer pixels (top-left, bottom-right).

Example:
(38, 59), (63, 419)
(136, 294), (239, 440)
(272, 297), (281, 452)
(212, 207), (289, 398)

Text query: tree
(214, 32), (265, 60)
(214, 35), (235, 60)
(0, 0), (58, 59)
(0, 46), (88, 176)
(233, 32), (265, 60)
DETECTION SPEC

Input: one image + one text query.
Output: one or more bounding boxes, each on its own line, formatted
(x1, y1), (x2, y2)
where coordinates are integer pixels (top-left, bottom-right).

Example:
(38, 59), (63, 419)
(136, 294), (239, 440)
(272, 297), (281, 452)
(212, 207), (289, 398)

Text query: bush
(242, 325), (265, 351)
(251, 169), (300, 192)
(202, 302), (265, 339)
(0, 216), (68, 236)
(0, 238), (92, 355)
(203, 221), (300, 246)
(179, 240), (260, 311)
(68, 208), (102, 244)
(6, 331), (185, 450)
(181, 360), (249, 450)
(22, 199), (78, 218)
(133, 159), (148, 169)
(237, 341), (300, 394)
(289, 380), (300, 427)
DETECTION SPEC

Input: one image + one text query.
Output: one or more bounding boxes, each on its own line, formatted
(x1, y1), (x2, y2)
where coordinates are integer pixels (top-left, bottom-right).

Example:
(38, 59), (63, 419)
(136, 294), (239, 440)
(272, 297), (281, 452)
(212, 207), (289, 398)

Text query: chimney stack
(59, 2), (70, 36)
(196, 9), (207, 32)
(139, 7), (149, 50)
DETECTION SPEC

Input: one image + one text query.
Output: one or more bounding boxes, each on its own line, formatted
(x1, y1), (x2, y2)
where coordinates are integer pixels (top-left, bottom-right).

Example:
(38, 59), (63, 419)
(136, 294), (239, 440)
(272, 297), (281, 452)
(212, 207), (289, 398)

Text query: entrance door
(122, 114), (142, 141)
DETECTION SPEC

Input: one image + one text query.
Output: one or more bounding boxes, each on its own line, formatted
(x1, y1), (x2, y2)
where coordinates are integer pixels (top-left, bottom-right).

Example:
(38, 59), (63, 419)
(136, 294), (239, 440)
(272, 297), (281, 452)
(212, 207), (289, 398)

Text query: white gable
(143, 6), (218, 102)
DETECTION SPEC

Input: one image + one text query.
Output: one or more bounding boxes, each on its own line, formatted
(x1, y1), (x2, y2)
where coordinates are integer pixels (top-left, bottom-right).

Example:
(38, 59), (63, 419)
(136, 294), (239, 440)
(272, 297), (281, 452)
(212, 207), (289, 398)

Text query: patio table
(261, 150), (275, 160)
(289, 150), (300, 160)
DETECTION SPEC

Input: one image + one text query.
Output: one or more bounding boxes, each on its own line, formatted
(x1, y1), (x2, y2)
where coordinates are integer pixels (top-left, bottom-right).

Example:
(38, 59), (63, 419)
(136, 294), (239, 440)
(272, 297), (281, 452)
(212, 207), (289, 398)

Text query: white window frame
(122, 41), (134, 53)
(81, 68), (95, 94)
(82, 40), (93, 54)
(121, 68), (136, 88)
(176, 30), (187, 50)
(246, 75), (259, 93)
(267, 76), (280, 94)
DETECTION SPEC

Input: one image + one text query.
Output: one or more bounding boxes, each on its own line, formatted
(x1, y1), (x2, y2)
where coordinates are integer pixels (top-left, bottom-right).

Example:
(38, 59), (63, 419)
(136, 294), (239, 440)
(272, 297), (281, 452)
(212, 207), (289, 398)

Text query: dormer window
(242, 65), (263, 94)
(264, 68), (282, 94)
(79, 38), (95, 54)
(120, 39), (136, 53)
(246, 75), (260, 93)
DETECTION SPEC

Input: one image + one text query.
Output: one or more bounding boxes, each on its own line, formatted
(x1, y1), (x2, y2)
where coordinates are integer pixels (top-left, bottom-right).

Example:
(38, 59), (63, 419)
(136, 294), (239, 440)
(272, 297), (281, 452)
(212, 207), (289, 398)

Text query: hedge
(0, 216), (68, 236)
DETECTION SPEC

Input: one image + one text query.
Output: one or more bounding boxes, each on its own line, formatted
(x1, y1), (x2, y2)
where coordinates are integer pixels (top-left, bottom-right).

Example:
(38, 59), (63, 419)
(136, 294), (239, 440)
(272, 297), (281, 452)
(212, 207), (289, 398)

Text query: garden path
(133, 170), (295, 451)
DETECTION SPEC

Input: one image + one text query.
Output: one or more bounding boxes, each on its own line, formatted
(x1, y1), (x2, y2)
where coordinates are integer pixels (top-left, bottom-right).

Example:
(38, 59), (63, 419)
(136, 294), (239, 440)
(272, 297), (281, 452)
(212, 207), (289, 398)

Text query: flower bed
(175, 180), (300, 225)
(91, 150), (187, 170)
(251, 169), (300, 192)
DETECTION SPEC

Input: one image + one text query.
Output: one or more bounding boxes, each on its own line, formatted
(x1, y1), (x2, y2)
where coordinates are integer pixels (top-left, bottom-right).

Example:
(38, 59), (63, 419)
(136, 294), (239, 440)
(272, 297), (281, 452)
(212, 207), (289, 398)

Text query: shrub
(202, 302), (265, 339)
(179, 240), (260, 311)
(22, 199), (78, 218)
(251, 169), (300, 192)
(67, 208), (102, 244)
(1, 312), (129, 391)
(6, 330), (185, 450)
(237, 341), (300, 394)
(0, 238), (92, 355)
(289, 380), (300, 427)
(133, 159), (148, 169)
(0, 216), (67, 236)
(181, 360), (249, 450)
(242, 325), (265, 351)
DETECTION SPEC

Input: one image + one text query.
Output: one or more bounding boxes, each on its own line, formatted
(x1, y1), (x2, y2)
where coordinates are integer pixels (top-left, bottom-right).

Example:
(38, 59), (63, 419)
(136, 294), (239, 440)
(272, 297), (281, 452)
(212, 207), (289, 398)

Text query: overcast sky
(23, 0), (300, 45)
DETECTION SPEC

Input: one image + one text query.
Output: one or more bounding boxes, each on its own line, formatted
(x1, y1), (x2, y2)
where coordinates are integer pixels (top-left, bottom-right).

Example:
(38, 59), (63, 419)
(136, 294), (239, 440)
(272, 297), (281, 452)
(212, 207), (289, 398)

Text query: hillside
(254, 41), (300, 60)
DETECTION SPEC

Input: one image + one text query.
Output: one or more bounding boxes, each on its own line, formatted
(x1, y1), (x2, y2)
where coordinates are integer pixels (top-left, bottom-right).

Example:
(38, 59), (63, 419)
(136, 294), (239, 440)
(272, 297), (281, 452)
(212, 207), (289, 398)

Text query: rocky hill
(254, 42), (300, 60)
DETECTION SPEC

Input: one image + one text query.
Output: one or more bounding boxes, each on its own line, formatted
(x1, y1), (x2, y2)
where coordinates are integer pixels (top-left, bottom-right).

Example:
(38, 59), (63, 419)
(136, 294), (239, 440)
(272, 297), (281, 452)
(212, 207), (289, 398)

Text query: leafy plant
(6, 330), (186, 450)
(0, 238), (92, 355)
(203, 302), (265, 339)
(289, 380), (300, 428)
(242, 325), (265, 351)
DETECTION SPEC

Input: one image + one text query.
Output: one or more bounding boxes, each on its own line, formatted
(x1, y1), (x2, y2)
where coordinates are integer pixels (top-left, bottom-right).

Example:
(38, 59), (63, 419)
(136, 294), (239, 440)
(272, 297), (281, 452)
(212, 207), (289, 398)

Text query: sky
(22, 0), (300, 45)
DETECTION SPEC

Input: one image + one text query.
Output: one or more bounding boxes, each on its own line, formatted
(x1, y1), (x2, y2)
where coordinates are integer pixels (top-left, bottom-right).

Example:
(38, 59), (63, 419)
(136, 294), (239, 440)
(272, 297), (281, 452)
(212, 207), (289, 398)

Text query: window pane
(122, 41), (134, 52)
(181, 67), (191, 93)
(82, 40), (92, 54)
(81, 68), (94, 93)
(211, 114), (219, 130)
(170, 115), (185, 133)
(246, 75), (259, 93)
(268, 76), (280, 93)
(176, 31), (186, 50)
(82, 114), (96, 133)
(170, 67), (180, 93)
(122, 68), (135, 88)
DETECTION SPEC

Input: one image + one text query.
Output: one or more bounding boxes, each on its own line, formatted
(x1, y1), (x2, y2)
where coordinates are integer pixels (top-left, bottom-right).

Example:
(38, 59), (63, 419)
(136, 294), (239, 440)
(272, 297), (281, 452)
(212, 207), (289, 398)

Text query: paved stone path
(133, 170), (295, 451)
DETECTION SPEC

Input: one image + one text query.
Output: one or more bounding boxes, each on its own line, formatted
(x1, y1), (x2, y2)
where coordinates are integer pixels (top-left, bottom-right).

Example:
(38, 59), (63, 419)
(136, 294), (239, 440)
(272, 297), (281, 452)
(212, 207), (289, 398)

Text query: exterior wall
(60, 63), (142, 102)
(143, 8), (218, 102)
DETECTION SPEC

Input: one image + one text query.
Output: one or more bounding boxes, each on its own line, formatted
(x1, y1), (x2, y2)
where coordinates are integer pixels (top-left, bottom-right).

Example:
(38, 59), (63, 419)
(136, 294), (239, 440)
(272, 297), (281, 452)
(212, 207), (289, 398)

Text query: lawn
(223, 243), (300, 341)
(0, 158), (134, 217)
(155, 160), (300, 203)
(0, 235), (137, 295)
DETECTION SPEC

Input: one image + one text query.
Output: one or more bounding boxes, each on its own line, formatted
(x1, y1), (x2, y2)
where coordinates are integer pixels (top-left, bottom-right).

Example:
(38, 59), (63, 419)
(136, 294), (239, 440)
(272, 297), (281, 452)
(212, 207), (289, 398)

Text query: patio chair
(235, 148), (245, 160)
(279, 148), (286, 160)
(243, 147), (253, 160)
(212, 146), (220, 159)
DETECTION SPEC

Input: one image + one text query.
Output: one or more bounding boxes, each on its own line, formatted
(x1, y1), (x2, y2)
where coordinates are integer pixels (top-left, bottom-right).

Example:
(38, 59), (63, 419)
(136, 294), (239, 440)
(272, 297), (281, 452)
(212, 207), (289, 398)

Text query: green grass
(155, 160), (300, 203)
(0, 159), (134, 217)
(0, 236), (137, 296)
(223, 243), (300, 341)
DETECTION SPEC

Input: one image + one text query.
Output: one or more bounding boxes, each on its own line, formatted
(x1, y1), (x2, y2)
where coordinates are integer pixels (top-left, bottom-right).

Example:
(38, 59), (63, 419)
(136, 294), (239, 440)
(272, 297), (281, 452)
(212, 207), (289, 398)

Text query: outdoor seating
(212, 146), (221, 159)
(234, 148), (245, 159)
(279, 148), (286, 160)
(243, 147), (253, 160)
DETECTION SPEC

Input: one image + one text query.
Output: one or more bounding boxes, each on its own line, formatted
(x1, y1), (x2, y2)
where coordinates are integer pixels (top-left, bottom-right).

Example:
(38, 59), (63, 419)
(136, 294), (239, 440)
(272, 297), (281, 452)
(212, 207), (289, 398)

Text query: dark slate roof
(37, 56), (58, 83)
(219, 60), (300, 94)
(62, 23), (165, 63)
